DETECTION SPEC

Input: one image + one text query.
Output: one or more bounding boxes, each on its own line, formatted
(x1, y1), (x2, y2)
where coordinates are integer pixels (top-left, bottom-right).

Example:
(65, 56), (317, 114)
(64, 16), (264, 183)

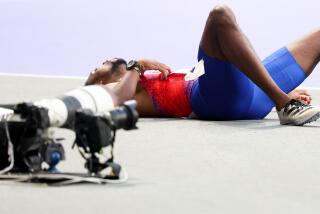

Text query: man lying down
(2, 4), (320, 126)
(83, 5), (320, 126)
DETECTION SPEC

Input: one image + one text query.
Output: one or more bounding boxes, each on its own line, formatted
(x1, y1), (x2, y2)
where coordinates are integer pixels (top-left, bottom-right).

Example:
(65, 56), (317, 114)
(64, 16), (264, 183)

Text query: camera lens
(109, 100), (138, 130)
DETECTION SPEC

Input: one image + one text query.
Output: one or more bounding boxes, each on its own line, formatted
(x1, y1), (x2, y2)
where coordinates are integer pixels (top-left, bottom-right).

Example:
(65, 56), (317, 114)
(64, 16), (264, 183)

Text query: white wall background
(0, 0), (319, 86)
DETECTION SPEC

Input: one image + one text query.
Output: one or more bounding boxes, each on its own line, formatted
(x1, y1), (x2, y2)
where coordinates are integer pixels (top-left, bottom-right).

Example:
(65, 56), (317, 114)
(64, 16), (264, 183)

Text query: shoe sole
(297, 112), (320, 126)
(281, 112), (320, 126)
(280, 112), (320, 126)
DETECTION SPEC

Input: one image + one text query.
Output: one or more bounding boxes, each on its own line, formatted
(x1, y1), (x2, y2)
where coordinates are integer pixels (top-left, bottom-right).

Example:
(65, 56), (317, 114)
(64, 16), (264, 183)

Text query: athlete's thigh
(287, 29), (320, 76)
(262, 47), (307, 94)
(190, 48), (254, 120)
(245, 47), (308, 119)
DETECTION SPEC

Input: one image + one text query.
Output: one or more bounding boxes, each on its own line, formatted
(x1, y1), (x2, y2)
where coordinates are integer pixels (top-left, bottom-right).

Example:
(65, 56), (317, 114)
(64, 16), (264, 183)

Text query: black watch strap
(127, 60), (144, 75)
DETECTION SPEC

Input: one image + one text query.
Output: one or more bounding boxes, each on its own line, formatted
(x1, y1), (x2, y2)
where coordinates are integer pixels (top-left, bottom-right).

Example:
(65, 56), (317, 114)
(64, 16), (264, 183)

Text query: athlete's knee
(311, 28), (320, 38)
(208, 4), (236, 28)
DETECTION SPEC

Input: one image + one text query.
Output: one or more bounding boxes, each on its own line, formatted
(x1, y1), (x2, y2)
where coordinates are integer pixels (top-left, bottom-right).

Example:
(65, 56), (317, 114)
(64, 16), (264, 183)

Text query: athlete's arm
(112, 70), (140, 104)
(107, 59), (172, 104)
(138, 59), (172, 79)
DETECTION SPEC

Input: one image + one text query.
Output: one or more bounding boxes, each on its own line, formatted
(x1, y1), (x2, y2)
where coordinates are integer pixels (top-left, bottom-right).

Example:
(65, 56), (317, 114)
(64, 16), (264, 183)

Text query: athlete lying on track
(85, 4), (320, 126)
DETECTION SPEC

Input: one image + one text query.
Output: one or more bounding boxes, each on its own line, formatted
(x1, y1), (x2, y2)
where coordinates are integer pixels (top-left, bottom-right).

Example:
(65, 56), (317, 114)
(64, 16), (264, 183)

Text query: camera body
(74, 100), (138, 174)
(0, 103), (65, 173)
(0, 101), (138, 176)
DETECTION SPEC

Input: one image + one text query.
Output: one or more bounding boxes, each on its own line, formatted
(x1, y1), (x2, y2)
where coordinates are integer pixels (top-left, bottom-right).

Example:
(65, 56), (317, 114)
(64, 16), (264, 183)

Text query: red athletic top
(139, 72), (194, 117)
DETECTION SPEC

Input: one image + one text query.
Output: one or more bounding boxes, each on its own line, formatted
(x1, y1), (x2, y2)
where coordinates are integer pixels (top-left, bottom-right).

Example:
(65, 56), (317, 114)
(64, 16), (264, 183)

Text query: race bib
(184, 59), (205, 81)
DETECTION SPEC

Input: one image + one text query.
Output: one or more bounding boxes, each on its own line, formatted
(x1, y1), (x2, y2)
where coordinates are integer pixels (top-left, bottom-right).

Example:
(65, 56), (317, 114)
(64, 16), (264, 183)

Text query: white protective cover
(35, 85), (115, 127)
(66, 85), (115, 113)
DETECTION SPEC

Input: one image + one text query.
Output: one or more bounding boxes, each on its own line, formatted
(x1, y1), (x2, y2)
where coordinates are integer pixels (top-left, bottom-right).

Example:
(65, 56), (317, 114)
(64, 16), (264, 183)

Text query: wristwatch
(127, 60), (144, 75)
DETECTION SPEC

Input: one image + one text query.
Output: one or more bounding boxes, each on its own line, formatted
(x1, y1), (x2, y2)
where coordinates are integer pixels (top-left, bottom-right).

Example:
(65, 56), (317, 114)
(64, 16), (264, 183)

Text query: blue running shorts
(190, 47), (307, 120)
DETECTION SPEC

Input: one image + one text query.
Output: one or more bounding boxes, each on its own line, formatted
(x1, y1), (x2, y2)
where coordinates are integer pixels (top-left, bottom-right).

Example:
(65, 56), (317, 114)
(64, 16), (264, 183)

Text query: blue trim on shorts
(190, 47), (307, 120)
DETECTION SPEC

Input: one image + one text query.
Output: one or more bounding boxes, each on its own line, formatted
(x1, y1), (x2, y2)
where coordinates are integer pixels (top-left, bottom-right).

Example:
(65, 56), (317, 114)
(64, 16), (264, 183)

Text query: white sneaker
(277, 99), (320, 126)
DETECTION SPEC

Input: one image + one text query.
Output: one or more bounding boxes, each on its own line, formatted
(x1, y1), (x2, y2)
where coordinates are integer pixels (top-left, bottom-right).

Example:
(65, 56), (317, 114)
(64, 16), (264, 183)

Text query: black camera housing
(73, 101), (138, 174)
(74, 110), (114, 154)
(0, 103), (64, 173)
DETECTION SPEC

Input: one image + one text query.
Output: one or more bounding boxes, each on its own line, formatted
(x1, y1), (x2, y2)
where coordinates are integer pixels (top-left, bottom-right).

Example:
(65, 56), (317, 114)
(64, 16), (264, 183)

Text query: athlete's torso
(137, 72), (194, 117)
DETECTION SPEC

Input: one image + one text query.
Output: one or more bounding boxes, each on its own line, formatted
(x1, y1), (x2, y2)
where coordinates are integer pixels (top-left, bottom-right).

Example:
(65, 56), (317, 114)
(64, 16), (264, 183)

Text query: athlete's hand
(85, 71), (100, 85)
(288, 89), (312, 104)
(138, 59), (172, 80)
(85, 69), (111, 85)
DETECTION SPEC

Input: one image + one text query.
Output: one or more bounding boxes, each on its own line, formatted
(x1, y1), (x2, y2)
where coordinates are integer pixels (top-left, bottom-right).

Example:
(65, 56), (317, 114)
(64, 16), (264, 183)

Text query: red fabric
(139, 72), (192, 117)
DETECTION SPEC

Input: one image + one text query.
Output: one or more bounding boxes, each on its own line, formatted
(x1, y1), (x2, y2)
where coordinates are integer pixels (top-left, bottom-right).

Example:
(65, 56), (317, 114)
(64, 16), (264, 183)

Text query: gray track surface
(0, 74), (319, 214)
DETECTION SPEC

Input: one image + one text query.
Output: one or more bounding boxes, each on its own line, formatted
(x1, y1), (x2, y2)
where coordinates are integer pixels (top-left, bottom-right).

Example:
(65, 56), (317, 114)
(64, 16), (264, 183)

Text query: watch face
(127, 60), (136, 69)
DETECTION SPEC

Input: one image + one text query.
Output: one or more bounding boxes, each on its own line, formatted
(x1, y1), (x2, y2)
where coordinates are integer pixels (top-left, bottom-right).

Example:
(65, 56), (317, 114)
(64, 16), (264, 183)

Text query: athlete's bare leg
(287, 29), (320, 76)
(200, 4), (290, 110)
(284, 29), (320, 104)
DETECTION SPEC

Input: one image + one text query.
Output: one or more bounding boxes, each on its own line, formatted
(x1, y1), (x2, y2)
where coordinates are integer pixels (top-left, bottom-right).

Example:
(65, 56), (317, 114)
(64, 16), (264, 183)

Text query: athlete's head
(88, 58), (127, 85)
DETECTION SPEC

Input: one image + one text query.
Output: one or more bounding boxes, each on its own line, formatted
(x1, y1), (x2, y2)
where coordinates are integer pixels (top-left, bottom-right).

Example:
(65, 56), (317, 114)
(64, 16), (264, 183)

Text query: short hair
(111, 58), (127, 75)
